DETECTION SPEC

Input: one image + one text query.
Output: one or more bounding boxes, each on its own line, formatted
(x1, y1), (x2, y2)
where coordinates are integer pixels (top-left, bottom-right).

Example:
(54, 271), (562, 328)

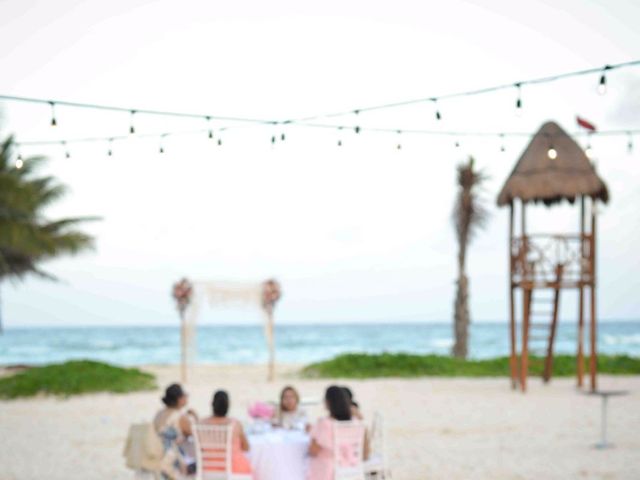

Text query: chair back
(369, 411), (385, 460)
(332, 420), (366, 480)
(192, 421), (234, 480)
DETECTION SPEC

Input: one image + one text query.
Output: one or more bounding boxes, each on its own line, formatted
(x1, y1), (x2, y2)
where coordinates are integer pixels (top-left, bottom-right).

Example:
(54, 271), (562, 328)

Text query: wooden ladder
(524, 264), (564, 384)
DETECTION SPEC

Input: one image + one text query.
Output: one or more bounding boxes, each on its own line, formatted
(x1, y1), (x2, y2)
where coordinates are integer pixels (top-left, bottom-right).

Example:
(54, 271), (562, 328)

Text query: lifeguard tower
(497, 121), (609, 392)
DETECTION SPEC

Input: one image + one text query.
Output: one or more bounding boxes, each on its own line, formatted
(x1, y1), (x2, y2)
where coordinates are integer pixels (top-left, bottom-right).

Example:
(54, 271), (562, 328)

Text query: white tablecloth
(247, 429), (310, 480)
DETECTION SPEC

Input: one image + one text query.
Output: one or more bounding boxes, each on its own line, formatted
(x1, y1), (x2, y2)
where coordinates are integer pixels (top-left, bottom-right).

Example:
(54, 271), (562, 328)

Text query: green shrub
(0, 360), (156, 399)
(301, 353), (640, 379)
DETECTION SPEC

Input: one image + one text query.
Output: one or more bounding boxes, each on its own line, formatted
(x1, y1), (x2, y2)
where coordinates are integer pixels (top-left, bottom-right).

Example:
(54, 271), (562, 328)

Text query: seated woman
(341, 386), (364, 420)
(201, 390), (252, 476)
(308, 385), (362, 480)
(153, 383), (198, 479)
(273, 385), (308, 430)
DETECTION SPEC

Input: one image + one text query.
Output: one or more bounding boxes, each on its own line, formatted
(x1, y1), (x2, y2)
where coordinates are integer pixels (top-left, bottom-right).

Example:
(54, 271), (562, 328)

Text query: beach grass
(301, 353), (640, 378)
(0, 360), (156, 399)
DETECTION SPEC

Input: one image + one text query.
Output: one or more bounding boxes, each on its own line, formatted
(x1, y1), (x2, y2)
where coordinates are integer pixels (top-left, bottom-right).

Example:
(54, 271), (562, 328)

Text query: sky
(0, 0), (639, 327)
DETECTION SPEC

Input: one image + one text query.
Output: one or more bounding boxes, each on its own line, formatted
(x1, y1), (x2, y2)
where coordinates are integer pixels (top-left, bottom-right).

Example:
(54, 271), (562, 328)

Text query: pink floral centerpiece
(248, 401), (275, 420)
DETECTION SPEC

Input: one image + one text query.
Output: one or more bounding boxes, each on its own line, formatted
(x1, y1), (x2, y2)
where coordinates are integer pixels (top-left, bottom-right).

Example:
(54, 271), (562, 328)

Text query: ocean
(0, 321), (638, 366)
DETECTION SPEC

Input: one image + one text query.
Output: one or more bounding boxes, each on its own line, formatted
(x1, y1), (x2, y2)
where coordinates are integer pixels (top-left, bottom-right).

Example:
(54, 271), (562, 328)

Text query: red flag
(576, 116), (597, 132)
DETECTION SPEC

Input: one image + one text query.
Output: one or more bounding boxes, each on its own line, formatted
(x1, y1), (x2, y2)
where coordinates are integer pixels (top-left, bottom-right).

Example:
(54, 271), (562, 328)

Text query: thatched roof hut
(497, 121), (609, 206)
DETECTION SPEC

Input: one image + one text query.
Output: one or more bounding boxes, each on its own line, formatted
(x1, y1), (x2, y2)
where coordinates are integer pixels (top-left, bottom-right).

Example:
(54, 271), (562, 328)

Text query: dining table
(247, 427), (310, 480)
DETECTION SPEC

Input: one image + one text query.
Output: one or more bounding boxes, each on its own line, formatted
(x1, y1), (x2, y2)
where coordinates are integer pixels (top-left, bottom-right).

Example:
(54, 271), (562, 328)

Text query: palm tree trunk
(0, 282), (3, 334)
(453, 245), (470, 358)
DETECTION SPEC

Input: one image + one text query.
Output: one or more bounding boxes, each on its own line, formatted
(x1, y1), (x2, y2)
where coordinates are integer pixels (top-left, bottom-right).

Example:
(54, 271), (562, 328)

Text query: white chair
(364, 412), (390, 479)
(332, 421), (366, 480)
(192, 422), (252, 480)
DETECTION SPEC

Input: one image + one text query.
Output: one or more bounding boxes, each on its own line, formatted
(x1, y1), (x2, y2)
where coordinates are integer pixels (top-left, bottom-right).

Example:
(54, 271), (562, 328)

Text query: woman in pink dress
(307, 385), (357, 480)
(201, 390), (253, 476)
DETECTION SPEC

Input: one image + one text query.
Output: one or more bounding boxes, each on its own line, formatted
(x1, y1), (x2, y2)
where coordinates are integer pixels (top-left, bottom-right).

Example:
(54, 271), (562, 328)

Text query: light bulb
(598, 73), (607, 95)
(49, 102), (57, 127)
(15, 155), (23, 169)
(547, 147), (557, 160)
(129, 110), (136, 134)
(585, 145), (593, 159)
(432, 99), (442, 121)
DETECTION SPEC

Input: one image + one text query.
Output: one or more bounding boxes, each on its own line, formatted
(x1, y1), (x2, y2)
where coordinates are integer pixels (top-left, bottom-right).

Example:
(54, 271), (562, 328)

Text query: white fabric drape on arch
(182, 281), (274, 382)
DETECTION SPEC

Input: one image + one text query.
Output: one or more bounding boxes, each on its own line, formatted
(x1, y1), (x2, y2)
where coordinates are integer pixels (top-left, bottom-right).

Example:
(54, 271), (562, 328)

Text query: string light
(455, 140), (460, 148)
(628, 132), (634, 154)
(500, 134), (506, 152)
(515, 83), (523, 117)
(206, 116), (213, 139)
(107, 138), (113, 157)
(280, 132), (286, 141)
(62, 141), (70, 158)
(337, 126), (343, 147)
(15, 152), (23, 169)
(217, 138), (222, 146)
(396, 130), (402, 150)
(129, 110), (136, 134)
(2, 61), (639, 132)
(547, 146), (557, 160)
(598, 65), (610, 95)
(432, 98), (442, 121)
(49, 101), (57, 127)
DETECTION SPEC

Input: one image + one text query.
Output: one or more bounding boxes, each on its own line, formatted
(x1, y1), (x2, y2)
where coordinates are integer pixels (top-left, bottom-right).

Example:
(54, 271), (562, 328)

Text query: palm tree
(0, 136), (97, 332)
(452, 157), (488, 358)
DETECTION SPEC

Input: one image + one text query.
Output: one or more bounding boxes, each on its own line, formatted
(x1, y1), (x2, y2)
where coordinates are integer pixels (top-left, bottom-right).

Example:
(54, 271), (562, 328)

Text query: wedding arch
(172, 278), (282, 383)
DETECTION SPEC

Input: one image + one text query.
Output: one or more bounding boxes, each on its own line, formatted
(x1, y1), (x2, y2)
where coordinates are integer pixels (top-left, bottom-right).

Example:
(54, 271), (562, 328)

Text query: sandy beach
(1, 365), (639, 480)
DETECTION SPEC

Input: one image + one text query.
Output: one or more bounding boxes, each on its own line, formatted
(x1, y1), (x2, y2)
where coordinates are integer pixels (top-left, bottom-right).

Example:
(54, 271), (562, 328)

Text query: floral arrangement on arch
(172, 277), (193, 317)
(261, 279), (281, 313)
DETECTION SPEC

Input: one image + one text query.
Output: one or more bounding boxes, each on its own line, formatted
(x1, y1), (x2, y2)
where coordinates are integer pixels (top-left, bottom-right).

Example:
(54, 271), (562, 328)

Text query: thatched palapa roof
(497, 121), (609, 206)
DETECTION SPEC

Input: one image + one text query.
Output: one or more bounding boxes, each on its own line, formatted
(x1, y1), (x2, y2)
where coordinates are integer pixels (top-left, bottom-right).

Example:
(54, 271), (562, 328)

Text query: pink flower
(248, 402), (275, 420)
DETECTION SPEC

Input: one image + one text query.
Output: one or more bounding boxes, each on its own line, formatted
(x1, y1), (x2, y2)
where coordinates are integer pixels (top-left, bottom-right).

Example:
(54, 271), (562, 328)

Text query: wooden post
(180, 312), (187, 384)
(577, 196), (585, 388)
(267, 310), (275, 382)
(521, 288), (530, 392)
(589, 202), (598, 392)
(519, 201), (528, 392)
(508, 203), (517, 389)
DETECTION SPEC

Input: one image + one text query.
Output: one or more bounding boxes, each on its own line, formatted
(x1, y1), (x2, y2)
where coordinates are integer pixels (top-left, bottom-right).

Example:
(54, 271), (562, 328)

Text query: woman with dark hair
(273, 385), (308, 430)
(341, 386), (364, 420)
(201, 390), (252, 476)
(152, 383), (197, 479)
(307, 385), (356, 480)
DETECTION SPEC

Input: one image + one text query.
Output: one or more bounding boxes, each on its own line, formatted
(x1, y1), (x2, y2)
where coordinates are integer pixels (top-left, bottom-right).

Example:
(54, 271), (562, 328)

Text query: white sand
(1, 365), (639, 480)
